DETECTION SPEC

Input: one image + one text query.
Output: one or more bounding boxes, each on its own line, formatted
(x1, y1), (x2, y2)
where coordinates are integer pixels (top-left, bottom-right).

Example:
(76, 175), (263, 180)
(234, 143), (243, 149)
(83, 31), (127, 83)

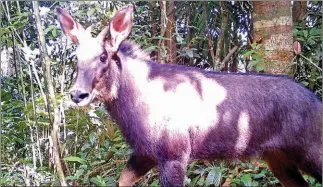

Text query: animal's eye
(100, 52), (107, 63)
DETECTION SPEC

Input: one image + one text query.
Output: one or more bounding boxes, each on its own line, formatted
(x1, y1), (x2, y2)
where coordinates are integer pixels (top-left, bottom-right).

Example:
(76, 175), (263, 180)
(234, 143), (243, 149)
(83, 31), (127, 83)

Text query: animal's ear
(97, 25), (109, 43)
(56, 7), (85, 44)
(109, 4), (134, 52)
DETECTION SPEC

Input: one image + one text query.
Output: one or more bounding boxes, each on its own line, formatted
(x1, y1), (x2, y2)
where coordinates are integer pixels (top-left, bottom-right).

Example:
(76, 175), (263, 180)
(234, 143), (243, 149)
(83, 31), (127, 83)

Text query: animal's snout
(70, 90), (89, 104)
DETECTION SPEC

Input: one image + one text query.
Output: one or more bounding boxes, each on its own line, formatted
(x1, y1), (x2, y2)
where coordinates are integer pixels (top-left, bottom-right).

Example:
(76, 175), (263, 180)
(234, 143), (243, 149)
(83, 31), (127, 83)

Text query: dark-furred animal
(57, 5), (322, 187)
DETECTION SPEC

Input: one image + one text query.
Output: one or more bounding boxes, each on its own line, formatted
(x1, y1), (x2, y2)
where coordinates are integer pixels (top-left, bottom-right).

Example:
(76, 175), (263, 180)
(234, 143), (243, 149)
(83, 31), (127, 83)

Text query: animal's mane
(118, 40), (151, 62)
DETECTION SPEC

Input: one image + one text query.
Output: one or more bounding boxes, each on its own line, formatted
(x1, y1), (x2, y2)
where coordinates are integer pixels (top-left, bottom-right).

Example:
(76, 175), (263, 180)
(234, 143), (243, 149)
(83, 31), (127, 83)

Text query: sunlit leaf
(205, 167), (222, 186)
(241, 174), (252, 186)
(63, 156), (87, 164)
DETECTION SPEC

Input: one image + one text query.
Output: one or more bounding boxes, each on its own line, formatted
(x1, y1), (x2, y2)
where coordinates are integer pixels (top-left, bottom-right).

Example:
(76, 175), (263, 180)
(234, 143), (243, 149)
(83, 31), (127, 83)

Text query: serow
(57, 4), (322, 187)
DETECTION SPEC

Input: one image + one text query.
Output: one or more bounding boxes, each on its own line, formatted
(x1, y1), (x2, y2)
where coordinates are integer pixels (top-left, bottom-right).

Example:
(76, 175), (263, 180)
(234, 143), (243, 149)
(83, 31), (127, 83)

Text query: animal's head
(57, 5), (134, 106)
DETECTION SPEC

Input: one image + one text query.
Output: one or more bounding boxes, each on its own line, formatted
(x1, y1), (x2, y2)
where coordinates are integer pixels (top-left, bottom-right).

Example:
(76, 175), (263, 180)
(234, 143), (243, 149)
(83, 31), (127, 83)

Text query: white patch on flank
(126, 59), (228, 140)
(235, 111), (251, 153)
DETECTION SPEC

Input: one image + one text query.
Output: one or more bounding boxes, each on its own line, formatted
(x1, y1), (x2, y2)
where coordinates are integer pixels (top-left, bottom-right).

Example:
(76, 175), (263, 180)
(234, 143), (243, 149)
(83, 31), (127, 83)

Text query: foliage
(242, 42), (266, 72)
(62, 117), (131, 186)
(293, 20), (322, 98)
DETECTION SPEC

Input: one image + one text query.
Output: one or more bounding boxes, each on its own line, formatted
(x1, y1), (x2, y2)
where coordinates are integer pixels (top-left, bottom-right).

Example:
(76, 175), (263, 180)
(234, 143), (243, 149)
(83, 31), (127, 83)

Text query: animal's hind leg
(298, 147), (322, 184)
(118, 153), (155, 186)
(159, 160), (187, 187)
(263, 150), (309, 187)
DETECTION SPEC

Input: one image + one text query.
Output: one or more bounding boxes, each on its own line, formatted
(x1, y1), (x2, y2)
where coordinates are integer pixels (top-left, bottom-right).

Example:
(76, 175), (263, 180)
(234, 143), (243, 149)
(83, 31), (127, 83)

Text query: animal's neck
(104, 60), (152, 153)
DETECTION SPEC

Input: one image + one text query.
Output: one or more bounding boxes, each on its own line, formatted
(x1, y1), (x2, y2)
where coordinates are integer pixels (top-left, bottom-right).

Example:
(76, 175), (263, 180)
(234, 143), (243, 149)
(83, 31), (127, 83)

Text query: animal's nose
(70, 90), (89, 104)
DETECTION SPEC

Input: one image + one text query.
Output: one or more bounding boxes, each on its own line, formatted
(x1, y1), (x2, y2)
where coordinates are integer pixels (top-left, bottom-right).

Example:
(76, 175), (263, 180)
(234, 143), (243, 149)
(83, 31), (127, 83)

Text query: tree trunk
(222, 36), (229, 72)
(164, 0), (177, 64)
(149, 1), (157, 38)
(158, 1), (167, 64)
(32, 1), (67, 186)
(293, 1), (307, 24)
(253, 1), (294, 75)
(214, 2), (229, 71)
(230, 20), (239, 72)
(149, 1), (157, 60)
(203, 2), (216, 70)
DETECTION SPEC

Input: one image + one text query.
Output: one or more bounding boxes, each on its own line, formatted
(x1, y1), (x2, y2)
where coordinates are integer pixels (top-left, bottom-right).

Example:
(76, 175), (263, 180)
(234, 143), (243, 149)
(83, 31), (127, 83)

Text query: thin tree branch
(221, 45), (240, 66)
(11, 29), (20, 92)
(32, 1), (67, 186)
(299, 54), (322, 71)
(0, 1), (2, 178)
(158, 1), (167, 63)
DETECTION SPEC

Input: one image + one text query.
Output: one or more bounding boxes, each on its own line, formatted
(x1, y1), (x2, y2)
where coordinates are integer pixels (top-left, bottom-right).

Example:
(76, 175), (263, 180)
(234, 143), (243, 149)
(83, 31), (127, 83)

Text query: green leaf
(184, 176), (191, 185)
(256, 63), (265, 72)
(295, 30), (305, 37)
(75, 169), (85, 179)
(197, 176), (205, 186)
(191, 175), (200, 186)
(301, 81), (309, 86)
(52, 29), (57, 37)
(65, 175), (77, 181)
(89, 132), (96, 145)
(253, 170), (266, 179)
(104, 139), (110, 148)
(144, 45), (158, 51)
(90, 160), (106, 167)
(95, 153), (102, 159)
(296, 37), (305, 42)
(309, 28), (321, 36)
(113, 136), (122, 142)
(44, 25), (56, 34)
(63, 156), (87, 164)
(255, 44), (262, 50)
(307, 38), (316, 45)
(303, 30), (308, 38)
(247, 60), (259, 69)
(252, 54), (262, 61)
(104, 177), (115, 186)
(186, 49), (194, 58)
(44, 27), (53, 34)
(90, 176), (106, 186)
(0, 174), (10, 184)
(241, 174), (252, 186)
(151, 179), (159, 186)
(80, 164), (88, 170)
(251, 42), (258, 49)
(205, 167), (222, 186)
(243, 51), (254, 59)
(87, 9), (95, 17)
(81, 143), (91, 151)
(151, 36), (172, 41)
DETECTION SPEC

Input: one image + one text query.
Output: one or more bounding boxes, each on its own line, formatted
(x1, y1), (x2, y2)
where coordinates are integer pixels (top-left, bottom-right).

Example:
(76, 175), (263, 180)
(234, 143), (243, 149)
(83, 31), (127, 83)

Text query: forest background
(0, 1), (322, 186)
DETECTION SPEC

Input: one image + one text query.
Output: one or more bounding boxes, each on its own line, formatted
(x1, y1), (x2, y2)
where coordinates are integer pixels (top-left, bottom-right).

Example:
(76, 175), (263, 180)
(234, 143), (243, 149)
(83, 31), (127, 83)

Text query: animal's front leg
(159, 160), (187, 187)
(118, 153), (155, 186)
